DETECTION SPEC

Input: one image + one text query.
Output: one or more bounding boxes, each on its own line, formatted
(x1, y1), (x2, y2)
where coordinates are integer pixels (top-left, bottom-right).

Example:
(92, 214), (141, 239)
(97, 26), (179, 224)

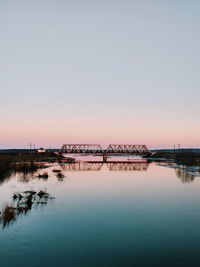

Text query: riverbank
(150, 150), (200, 165)
(0, 152), (74, 182)
(149, 150), (200, 177)
(0, 151), (74, 163)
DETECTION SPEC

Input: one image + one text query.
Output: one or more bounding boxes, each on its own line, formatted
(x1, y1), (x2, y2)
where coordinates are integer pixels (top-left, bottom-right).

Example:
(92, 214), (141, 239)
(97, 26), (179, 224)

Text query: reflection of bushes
(0, 205), (16, 227)
(0, 152), (61, 183)
(175, 169), (195, 183)
(0, 160), (12, 182)
(0, 156), (45, 184)
(0, 156), (66, 184)
(56, 172), (65, 181)
(13, 161), (41, 172)
(52, 169), (65, 181)
(0, 190), (54, 229)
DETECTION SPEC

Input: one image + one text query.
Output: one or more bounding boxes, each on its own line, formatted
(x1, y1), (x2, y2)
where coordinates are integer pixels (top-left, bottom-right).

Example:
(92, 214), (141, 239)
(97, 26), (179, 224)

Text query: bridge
(60, 144), (151, 162)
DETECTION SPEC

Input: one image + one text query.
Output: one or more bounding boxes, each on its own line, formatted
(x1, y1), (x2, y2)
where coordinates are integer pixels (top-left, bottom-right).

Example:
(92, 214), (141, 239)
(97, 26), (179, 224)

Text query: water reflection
(175, 168), (195, 184)
(61, 162), (149, 171)
(107, 162), (149, 171)
(18, 172), (38, 183)
(0, 160), (13, 185)
(0, 190), (54, 229)
(2, 162), (200, 266)
(0, 160), (46, 184)
(52, 169), (65, 181)
(0, 166), (66, 185)
(0, 159), (149, 186)
(157, 163), (200, 184)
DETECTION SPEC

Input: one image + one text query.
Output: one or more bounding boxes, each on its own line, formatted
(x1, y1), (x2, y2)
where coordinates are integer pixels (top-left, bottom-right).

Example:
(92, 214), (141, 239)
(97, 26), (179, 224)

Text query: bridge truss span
(106, 144), (150, 155)
(61, 144), (103, 154)
(60, 144), (151, 157)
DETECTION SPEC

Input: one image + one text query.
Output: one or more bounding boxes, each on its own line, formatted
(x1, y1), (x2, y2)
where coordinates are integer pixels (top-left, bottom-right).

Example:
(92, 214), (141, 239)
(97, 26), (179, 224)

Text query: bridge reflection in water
(61, 162), (149, 172)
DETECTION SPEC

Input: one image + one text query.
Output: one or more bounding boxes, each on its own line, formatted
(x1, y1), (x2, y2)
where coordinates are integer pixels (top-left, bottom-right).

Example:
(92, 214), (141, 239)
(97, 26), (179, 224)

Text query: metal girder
(60, 144), (150, 156)
(61, 144), (103, 154)
(106, 144), (149, 154)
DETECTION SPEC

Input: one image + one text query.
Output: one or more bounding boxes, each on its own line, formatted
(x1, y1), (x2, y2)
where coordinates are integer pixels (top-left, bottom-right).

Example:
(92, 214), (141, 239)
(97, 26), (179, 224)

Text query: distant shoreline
(0, 148), (200, 153)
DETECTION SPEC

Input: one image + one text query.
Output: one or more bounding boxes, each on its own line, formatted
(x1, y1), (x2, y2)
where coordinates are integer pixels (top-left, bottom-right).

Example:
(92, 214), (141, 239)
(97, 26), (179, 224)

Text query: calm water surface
(0, 162), (200, 267)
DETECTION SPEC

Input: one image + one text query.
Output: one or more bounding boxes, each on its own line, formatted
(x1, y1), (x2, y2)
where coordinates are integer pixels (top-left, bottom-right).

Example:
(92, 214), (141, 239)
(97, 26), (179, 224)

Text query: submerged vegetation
(37, 172), (49, 179)
(56, 171), (65, 181)
(0, 190), (54, 229)
(52, 169), (65, 181)
(52, 169), (62, 173)
(0, 153), (64, 229)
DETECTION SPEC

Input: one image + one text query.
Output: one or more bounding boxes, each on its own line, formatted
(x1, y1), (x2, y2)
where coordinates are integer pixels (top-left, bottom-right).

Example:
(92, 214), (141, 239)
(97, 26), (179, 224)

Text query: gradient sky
(0, 0), (200, 149)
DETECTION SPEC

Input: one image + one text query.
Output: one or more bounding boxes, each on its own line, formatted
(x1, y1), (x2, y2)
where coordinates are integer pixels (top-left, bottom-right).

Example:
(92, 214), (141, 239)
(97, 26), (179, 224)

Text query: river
(0, 161), (200, 267)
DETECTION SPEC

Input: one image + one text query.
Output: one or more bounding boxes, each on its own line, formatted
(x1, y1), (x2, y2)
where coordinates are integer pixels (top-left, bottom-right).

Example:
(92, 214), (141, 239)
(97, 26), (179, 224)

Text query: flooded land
(0, 152), (200, 266)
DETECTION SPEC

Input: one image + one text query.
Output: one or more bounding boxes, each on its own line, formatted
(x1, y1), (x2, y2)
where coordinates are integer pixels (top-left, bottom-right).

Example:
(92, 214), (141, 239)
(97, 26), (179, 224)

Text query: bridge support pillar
(103, 153), (108, 163)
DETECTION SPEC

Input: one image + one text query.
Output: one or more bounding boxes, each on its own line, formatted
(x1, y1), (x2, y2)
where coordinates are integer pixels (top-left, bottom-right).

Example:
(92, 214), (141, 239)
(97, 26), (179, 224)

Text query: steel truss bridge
(60, 144), (151, 157)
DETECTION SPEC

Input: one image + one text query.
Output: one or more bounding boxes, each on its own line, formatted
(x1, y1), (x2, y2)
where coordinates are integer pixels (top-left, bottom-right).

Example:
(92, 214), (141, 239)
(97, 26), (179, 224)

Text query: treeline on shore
(151, 150), (200, 165)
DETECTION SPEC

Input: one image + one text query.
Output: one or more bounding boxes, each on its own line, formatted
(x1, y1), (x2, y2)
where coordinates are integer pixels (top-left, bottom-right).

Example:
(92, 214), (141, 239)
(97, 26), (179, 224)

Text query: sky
(0, 0), (200, 149)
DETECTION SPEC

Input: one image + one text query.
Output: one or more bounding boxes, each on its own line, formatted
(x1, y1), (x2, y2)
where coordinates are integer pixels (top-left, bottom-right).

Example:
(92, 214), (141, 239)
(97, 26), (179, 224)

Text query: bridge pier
(103, 153), (108, 163)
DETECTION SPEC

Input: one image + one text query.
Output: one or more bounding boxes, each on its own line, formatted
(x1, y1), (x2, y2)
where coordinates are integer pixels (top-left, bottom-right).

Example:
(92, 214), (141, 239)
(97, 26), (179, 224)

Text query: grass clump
(0, 190), (54, 229)
(38, 172), (49, 179)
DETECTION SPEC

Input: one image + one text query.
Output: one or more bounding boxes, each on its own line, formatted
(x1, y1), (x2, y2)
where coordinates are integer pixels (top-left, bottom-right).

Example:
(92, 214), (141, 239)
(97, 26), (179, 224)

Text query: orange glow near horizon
(1, 112), (200, 149)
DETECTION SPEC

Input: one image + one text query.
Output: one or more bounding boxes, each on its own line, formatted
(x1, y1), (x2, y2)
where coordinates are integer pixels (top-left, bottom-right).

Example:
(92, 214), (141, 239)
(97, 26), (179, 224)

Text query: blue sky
(0, 0), (200, 148)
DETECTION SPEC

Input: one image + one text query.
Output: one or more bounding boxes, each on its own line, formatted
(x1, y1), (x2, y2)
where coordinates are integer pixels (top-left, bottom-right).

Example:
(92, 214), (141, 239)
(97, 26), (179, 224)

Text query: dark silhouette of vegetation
(14, 161), (41, 172)
(52, 169), (65, 181)
(0, 152), (73, 184)
(151, 150), (200, 166)
(0, 190), (54, 229)
(37, 172), (49, 179)
(175, 152), (200, 166)
(56, 172), (65, 181)
(0, 161), (44, 184)
(0, 153), (48, 184)
(52, 169), (62, 173)
(0, 160), (12, 183)
(0, 206), (16, 228)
